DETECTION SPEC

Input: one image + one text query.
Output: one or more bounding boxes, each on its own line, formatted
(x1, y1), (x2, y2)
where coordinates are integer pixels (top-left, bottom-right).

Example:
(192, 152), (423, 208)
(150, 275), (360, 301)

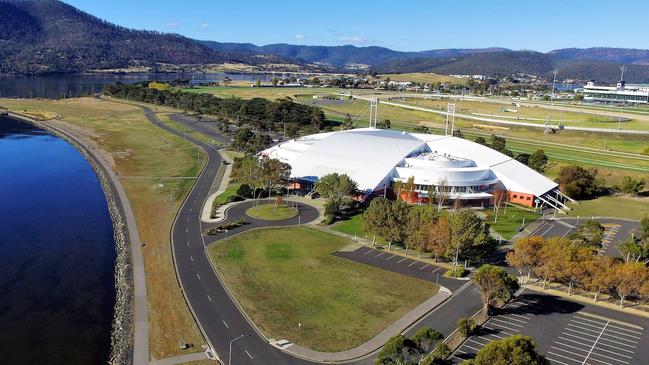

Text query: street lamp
(229, 334), (252, 365)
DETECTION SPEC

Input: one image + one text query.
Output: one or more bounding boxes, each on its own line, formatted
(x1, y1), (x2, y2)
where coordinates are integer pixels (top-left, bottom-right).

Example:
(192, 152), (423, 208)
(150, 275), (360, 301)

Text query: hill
(0, 0), (242, 74)
(199, 41), (507, 66)
(550, 47), (649, 65)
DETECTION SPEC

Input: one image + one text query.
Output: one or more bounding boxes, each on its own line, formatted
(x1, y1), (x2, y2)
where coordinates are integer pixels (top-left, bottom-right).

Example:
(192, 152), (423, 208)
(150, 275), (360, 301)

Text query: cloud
(338, 36), (364, 44)
(200, 23), (209, 28)
(164, 22), (178, 29)
(293, 34), (304, 40)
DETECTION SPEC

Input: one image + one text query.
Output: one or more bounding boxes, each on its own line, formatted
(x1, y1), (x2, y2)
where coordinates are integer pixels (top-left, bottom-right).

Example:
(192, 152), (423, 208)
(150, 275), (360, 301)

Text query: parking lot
(450, 290), (649, 364)
(528, 218), (637, 256)
(333, 245), (466, 292)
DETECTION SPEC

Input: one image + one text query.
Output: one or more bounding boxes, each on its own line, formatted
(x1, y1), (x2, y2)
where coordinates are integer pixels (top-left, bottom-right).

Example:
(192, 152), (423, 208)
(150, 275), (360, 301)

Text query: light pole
(550, 70), (558, 101)
(229, 334), (251, 365)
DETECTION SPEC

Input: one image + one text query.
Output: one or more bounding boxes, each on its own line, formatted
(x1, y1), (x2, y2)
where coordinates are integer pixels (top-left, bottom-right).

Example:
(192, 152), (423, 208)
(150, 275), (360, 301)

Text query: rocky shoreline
(10, 114), (134, 364)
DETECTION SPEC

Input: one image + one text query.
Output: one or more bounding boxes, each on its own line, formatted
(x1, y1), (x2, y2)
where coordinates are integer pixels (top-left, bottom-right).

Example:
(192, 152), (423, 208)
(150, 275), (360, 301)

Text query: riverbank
(7, 112), (140, 364)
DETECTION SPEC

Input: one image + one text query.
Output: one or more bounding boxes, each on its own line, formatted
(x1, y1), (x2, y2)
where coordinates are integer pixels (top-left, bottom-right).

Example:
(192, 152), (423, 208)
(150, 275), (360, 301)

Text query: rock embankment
(13, 116), (134, 364)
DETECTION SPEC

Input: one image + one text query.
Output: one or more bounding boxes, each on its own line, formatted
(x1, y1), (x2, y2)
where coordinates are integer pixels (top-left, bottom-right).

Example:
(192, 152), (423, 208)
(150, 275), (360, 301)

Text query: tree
(641, 215), (649, 241)
(427, 216), (451, 261)
(528, 150), (548, 173)
(558, 165), (600, 199)
(342, 113), (354, 130)
(506, 236), (545, 282)
(362, 198), (392, 246)
(377, 118), (391, 129)
(258, 157), (291, 198)
(473, 264), (519, 314)
(411, 327), (443, 353)
(456, 317), (477, 337)
(491, 187), (508, 222)
(452, 129), (464, 138)
(535, 238), (568, 289)
(490, 134), (507, 152)
(435, 179), (449, 212)
(232, 128), (254, 151)
(474, 136), (487, 145)
(471, 335), (549, 365)
(271, 77), (279, 87)
(384, 199), (410, 251)
(448, 210), (492, 264)
(315, 173), (357, 219)
(255, 78), (261, 87)
(375, 335), (416, 365)
(233, 155), (262, 198)
(514, 153), (530, 166)
(405, 206), (438, 257)
(582, 255), (616, 302)
(568, 220), (605, 249)
(620, 176), (646, 195)
(612, 261), (649, 308)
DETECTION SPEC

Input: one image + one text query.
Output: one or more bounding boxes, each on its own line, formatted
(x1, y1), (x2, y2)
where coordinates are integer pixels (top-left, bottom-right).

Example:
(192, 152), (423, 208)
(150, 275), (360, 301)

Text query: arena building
(260, 128), (571, 210)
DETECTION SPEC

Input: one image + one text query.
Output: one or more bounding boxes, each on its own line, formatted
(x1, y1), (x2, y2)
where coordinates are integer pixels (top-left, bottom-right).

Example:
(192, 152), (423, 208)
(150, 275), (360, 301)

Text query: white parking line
(568, 323), (640, 343)
(207, 295), (212, 302)
(563, 329), (638, 349)
(363, 249), (372, 255)
(196, 273), (201, 280)
(408, 261), (418, 267)
(545, 357), (571, 365)
(190, 256), (194, 262)
(375, 251), (386, 258)
(420, 264), (430, 270)
(186, 240), (190, 246)
(396, 257), (407, 263)
(245, 350), (253, 359)
(497, 315), (527, 324)
(482, 324), (514, 336)
(222, 320), (229, 328)
(547, 351), (584, 364)
(385, 255), (395, 261)
(491, 317), (523, 328)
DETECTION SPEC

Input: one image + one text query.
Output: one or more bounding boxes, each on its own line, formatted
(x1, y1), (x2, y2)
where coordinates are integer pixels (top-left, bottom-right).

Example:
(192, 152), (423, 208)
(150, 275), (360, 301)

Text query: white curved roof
(260, 128), (557, 196)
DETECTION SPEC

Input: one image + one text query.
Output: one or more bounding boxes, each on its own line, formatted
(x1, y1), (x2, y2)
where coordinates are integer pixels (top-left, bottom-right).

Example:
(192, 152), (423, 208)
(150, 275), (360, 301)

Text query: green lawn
(208, 227), (438, 352)
(568, 195), (649, 220)
(215, 183), (241, 205)
(484, 205), (540, 240)
(246, 204), (298, 220)
(331, 213), (365, 237)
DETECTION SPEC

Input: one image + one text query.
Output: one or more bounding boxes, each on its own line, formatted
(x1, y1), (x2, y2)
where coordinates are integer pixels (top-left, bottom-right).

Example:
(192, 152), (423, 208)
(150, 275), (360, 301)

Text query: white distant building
(260, 128), (569, 210)
(583, 81), (649, 104)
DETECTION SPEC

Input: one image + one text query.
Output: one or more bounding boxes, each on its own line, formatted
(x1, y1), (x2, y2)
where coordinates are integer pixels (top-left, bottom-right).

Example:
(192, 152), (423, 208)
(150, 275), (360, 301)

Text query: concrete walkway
(279, 291), (451, 362)
(200, 151), (234, 223)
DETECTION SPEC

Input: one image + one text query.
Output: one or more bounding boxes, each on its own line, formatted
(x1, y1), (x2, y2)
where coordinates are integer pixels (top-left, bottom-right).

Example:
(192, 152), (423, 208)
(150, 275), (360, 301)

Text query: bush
(457, 317), (477, 337)
(444, 267), (468, 278)
(322, 215), (335, 225)
(226, 195), (245, 203)
(236, 184), (253, 198)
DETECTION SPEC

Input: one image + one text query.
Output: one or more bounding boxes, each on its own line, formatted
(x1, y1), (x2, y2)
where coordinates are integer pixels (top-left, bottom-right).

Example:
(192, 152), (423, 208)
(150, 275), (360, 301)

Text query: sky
(65, 0), (649, 52)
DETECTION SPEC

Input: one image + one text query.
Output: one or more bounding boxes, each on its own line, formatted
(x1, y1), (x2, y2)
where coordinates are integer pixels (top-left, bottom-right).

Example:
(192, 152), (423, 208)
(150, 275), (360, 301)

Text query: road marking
(363, 248), (372, 255)
(245, 350), (253, 360)
(568, 322), (640, 342)
(559, 336), (633, 354)
(491, 317), (523, 328)
(186, 241), (190, 246)
(196, 273), (201, 280)
(207, 295), (212, 302)
(563, 328), (637, 349)
(578, 313), (643, 332)
(186, 228), (188, 233)
(499, 315), (528, 324)
(375, 251), (386, 258)
(385, 255), (395, 261)
(187, 218), (189, 222)
(420, 264), (430, 270)
(407, 261), (418, 267)
(539, 224), (555, 237)
(546, 351), (583, 364)
(190, 256), (194, 262)
(222, 320), (229, 328)
(396, 257), (407, 263)
(430, 267), (441, 274)
(545, 357), (570, 365)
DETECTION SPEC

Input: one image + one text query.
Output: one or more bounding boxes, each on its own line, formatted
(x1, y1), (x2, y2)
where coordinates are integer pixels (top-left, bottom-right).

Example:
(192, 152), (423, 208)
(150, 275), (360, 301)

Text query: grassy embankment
(567, 195), (649, 220)
(376, 73), (469, 85)
(245, 204), (298, 220)
(0, 97), (209, 361)
(208, 226), (438, 352)
(155, 112), (221, 146)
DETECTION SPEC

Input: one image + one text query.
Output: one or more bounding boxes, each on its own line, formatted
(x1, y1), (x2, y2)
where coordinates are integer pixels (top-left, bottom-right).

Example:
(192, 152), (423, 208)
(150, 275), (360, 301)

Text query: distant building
(583, 81), (649, 104)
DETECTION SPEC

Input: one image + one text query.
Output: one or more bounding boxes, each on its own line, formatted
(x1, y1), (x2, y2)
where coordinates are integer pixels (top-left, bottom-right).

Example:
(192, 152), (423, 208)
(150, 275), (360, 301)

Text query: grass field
(484, 205), (540, 240)
(246, 204), (298, 220)
(0, 97), (208, 361)
(156, 113), (221, 146)
(377, 73), (469, 85)
(181, 85), (345, 100)
(567, 195), (649, 220)
(208, 227), (438, 352)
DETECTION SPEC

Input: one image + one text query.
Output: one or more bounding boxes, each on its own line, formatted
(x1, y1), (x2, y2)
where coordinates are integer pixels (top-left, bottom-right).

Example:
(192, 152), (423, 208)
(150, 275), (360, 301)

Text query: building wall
(509, 191), (534, 207)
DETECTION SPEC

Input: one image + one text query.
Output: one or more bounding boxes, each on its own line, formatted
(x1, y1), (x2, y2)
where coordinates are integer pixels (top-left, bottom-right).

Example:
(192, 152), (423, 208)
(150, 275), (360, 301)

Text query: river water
(0, 116), (116, 364)
(0, 72), (276, 99)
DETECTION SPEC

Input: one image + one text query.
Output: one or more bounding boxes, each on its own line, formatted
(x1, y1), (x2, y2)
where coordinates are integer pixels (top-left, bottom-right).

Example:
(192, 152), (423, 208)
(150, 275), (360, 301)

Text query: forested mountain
(550, 48), (649, 65)
(200, 41), (507, 66)
(0, 0), (243, 74)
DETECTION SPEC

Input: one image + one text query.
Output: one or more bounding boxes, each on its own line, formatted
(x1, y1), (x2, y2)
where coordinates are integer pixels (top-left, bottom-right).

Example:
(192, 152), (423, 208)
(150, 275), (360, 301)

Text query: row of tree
(507, 217), (649, 308)
(230, 155), (291, 199)
(474, 135), (548, 173)
(361, 199), (494, 265)
(375, 327), (449, 365)
(103, 82), (327, 137)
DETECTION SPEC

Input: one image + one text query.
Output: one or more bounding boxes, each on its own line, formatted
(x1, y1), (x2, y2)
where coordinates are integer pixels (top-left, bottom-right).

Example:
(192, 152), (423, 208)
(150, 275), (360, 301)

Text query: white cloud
(338, 36), (364, 44)
(164, 22), (178, 29)
(293, 34), (304, 40)
(200, 23), (209, 28)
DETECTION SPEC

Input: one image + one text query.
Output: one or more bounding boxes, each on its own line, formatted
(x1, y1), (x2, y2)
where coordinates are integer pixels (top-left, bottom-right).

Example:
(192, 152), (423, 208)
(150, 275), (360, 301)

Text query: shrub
(322, 215), (335, 225)
(457, 317), (477, 337)
(226, 195), (244, 203)
(236, 184), (253, 198)
(444, 267), (468, 278)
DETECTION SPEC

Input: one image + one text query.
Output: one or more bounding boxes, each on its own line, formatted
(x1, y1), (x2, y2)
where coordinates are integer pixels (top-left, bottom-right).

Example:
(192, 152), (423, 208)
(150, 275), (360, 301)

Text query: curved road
(138, 107), (482, 365)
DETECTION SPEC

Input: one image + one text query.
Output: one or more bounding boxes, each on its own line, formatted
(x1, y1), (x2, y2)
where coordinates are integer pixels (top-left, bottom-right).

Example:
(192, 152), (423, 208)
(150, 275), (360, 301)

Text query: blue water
(0, 116), (115, 364)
